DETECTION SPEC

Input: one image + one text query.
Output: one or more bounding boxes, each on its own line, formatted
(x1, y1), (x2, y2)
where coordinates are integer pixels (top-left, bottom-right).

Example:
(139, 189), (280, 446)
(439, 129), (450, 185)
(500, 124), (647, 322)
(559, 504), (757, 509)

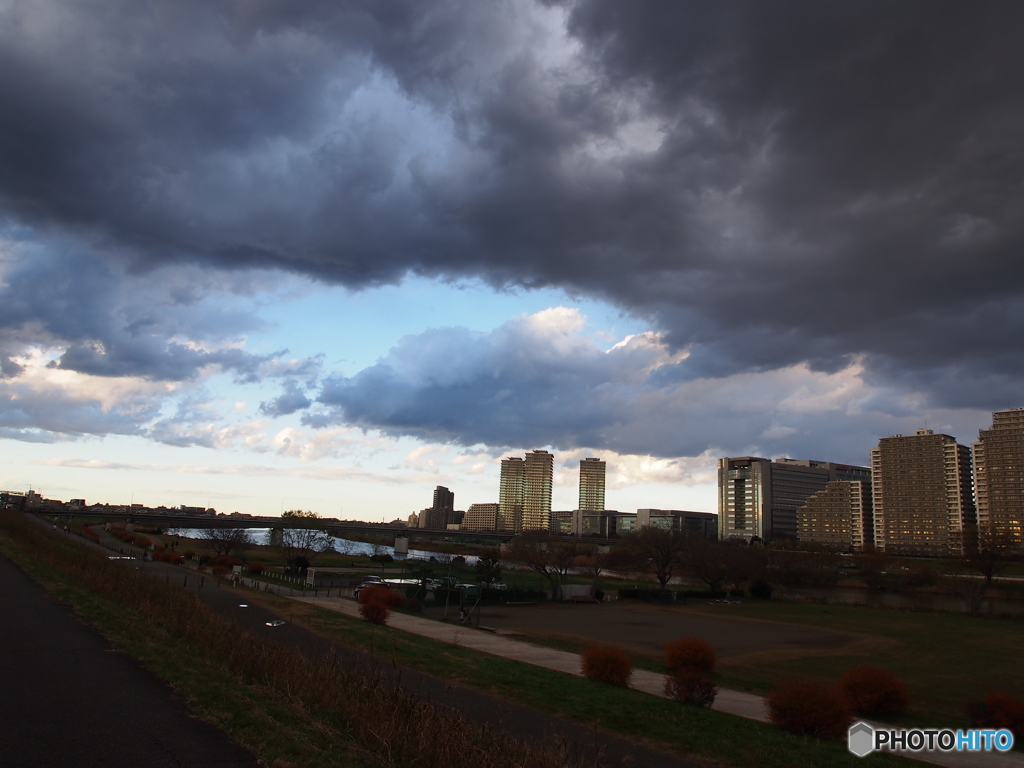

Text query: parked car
(359, 575), (384, 584)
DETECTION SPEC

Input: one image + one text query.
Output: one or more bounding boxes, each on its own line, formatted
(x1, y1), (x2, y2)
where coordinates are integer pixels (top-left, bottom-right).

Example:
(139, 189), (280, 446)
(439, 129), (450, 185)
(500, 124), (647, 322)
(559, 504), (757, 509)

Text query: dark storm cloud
(306, 310), (989, 463)
(2, 0), (1023, 427)
(0, 246), (278, 382)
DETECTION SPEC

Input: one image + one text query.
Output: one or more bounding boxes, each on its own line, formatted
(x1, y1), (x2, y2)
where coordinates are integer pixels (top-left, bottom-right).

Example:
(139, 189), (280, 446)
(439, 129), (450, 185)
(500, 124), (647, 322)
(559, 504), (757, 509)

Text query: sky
(1, 1), (1022, 521)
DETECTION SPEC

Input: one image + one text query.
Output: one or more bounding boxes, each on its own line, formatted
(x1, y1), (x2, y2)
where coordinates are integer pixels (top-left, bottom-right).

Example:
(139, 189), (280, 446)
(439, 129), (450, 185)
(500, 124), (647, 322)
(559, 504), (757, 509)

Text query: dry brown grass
(0, 512), (573, 768)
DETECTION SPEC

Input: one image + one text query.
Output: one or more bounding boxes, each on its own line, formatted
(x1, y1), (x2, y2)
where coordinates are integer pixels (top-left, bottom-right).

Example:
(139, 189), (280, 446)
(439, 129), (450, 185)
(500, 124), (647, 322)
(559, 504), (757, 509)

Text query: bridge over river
(47, 509), (622, 545)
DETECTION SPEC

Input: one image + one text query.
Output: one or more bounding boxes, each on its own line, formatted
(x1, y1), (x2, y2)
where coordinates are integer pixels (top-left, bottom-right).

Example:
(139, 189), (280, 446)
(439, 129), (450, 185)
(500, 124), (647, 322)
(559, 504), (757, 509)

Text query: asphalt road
(0, 554), (262, 768)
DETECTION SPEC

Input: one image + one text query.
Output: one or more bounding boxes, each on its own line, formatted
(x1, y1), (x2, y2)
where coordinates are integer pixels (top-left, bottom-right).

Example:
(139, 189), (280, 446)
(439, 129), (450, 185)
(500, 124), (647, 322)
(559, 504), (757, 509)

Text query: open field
(458, 600), (858, 659)
(470, 597), (1024, 727)
(238, 589), (921, 768)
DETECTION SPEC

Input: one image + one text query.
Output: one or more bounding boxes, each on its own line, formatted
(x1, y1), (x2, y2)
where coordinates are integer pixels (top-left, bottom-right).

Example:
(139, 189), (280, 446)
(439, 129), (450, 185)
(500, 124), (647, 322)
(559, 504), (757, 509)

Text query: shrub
(665, 671), (718, 707)
(211, 566), (229, 577)
(182, 550), (196, 560)
(749, 578), (773, 600)
(581, 645), (633, 687)
(767, 679), (851, 740)
(839, 665), (910, 716)
(358, 586), (403, 625)
(246, 561), (265, 574)
(968, 692), (1024, 749)
(359, 600), (390, 625)
(664, 637), (716, 676)
(213, 556), (244, 568)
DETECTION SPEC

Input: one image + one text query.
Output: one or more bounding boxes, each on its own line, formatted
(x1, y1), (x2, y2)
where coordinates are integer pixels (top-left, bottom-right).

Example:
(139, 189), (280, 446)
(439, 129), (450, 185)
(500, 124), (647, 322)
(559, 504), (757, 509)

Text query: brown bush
(664, 637), (716, 676)
(358, 586), (403, 625)
(664, 670), (718, 707)
(359, 600), (390, 624)
(969, 692), (1024, 749)
(581, 645), (633, 687)
(213, 556), (244, 568)
(767, 678), (851, 740)
(359, 585), (403, 608)
(211, 566), (229, 577)
(181, 550), (196, 560)
(839, 665), (910, 716)
(133, 535), (151, 548)
(246, 561), (265, 574)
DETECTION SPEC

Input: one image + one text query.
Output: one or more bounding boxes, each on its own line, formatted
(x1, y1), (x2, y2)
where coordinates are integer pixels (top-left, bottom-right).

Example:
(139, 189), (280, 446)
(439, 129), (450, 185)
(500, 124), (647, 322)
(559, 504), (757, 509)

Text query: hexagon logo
(849, 722), (875, 757)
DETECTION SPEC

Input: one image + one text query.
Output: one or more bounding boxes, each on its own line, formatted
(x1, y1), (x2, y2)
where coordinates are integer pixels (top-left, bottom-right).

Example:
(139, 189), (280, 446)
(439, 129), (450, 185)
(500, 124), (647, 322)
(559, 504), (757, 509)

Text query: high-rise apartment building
(796, 480), (872, 551)
(578, 457), (606, 511)
(498, 457), (525, 531)
(718, 457), (870, 542)
(973, 408), (1024, 549)
(871, 429), (975, 557)
(522, 450), (553, 531)
(420, 485), (455, 529)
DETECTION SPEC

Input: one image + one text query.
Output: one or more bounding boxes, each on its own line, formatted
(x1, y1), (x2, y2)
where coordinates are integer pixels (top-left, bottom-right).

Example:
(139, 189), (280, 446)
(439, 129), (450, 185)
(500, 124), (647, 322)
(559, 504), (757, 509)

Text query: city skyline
(1, 4), (1023, 523)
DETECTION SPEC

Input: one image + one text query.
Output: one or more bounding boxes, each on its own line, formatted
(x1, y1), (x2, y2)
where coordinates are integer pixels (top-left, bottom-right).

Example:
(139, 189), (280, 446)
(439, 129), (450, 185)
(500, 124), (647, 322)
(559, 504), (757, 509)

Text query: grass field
(236, 588), (922, 768)
(474, 598), (1024, 729)
(688, 600), (1024, 727)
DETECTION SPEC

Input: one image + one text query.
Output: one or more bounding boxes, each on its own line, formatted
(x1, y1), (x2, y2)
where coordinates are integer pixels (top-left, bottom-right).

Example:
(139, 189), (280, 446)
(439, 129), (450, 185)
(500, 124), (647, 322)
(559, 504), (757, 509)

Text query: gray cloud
(1, 1), (1023, 446)
(260, 381), (313, 418)
(0, 244), (280, 382)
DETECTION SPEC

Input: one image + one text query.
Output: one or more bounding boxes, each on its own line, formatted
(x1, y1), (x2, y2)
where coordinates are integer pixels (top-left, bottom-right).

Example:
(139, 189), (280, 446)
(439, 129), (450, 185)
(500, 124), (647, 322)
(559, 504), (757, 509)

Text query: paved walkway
(0, 553), (261, 768)
(289, 594), (1024, 768)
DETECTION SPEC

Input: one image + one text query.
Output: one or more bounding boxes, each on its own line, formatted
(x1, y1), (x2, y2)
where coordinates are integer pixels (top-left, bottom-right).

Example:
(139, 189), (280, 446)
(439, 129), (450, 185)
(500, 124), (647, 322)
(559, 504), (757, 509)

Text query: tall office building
(973, 409), (1024, 549)
(498, 457), (525, 531)
(523, 450), (553, 531)
(796, 480), (872, 551)
(420, 485), (455, 529)
(578, 457), (606, 511)
(871, 429), (975, 557)
(718, 457), (870, 542)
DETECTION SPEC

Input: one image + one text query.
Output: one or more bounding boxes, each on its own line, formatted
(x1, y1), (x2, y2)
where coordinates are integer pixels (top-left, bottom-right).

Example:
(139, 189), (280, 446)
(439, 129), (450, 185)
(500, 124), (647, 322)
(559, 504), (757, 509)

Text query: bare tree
(947, 572), (988, 615)
(573, 545), (617, 596)
(622, 527), (688, 591)
(687, 537), (737, 592)
(505, 532), (578, 597)
(279, 510), (333, 571)
(200, 527), (253, 558)
(961, 525), (1020, 587)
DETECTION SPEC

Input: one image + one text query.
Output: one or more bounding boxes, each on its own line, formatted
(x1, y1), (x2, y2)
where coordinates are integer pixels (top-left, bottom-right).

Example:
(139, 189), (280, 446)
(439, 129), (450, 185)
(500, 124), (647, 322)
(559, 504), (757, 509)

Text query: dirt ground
(455, 600), (858, 659)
